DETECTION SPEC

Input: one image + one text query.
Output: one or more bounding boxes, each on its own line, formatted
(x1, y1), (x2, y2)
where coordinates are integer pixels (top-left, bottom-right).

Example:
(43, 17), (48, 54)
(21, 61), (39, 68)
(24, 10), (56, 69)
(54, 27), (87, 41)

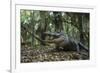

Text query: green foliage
(20, 10), (89, 48)
(20, 10), (32, 24)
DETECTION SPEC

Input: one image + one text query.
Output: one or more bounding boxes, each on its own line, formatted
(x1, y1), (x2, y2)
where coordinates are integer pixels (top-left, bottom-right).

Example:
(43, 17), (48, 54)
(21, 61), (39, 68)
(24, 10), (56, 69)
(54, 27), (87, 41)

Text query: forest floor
(21, 45), (89, 63)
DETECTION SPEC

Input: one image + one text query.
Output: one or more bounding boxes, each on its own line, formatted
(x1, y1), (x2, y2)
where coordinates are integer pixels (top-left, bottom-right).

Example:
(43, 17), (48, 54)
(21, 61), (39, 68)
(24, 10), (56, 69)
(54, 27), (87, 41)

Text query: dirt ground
(21, 45), (89, 63)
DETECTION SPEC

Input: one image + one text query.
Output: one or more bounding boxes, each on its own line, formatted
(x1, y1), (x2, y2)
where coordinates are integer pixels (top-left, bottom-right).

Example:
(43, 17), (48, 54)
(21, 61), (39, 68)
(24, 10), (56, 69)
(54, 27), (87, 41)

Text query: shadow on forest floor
(21, 46), (89, 63)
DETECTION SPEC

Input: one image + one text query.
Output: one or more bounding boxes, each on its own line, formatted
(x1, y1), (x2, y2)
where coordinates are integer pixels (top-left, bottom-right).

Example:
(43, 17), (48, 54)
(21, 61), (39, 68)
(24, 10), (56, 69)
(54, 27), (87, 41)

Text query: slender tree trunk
(78, 14), (84, 44)
(53, 12), (63, 32)
(31, 11), (35, 48)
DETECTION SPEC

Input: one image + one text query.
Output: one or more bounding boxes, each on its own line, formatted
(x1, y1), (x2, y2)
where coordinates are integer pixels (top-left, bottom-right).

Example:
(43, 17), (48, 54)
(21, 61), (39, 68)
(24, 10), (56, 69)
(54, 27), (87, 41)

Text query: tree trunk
(78, 13), (84, 44)
(53, 12), (63, 32)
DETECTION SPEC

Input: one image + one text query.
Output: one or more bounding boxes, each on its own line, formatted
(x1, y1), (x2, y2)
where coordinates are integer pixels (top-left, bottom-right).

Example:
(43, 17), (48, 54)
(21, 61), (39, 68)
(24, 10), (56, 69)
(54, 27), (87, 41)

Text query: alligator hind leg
(76, 44), (82, 60)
